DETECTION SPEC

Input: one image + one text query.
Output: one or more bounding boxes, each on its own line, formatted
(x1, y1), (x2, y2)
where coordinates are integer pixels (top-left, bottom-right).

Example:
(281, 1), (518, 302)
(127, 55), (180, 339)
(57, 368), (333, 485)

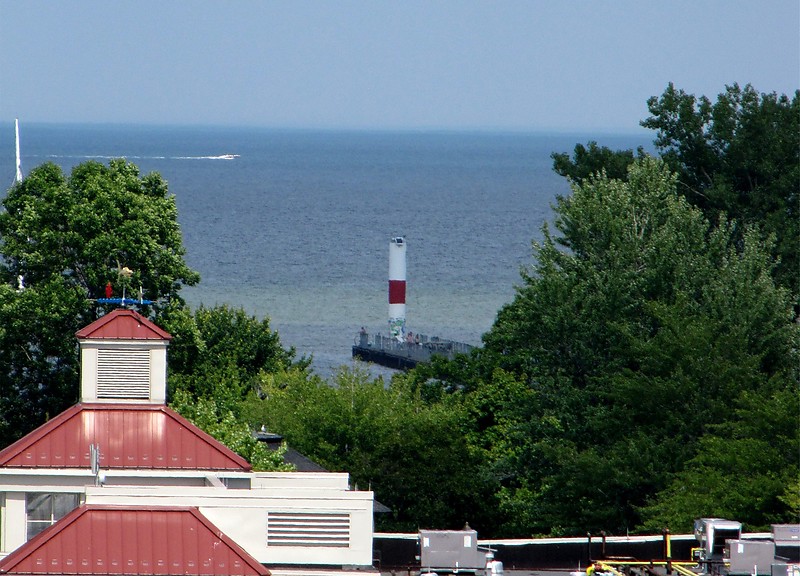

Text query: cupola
(75, 309), (171, 404)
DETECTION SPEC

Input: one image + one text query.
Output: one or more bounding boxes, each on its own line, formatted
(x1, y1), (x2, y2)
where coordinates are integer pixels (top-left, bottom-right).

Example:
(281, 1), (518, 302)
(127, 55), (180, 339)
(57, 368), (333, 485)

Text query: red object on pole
(105, 281), (113, 299)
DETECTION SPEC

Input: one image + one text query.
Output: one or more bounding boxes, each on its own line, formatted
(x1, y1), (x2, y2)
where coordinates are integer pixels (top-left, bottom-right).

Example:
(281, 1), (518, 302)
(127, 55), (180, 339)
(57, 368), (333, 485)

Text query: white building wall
(0, 470), (375, 568)
(148, 348), (167, 404)
(251, 472), (351, 490)
(84, 486), (375, 566)
(0, 477), (90, 557)
(79, 346), (99, 402)
(2, 493), (25, 555)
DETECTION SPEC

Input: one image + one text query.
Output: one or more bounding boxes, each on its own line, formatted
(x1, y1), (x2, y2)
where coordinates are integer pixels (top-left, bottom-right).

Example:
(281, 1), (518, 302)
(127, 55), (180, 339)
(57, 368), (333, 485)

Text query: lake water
(1, 123), (647, 378)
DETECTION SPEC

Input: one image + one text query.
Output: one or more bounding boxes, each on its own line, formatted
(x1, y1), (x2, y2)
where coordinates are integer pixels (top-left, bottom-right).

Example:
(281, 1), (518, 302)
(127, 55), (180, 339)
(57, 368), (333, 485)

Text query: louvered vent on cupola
(76, 309), (172, 404)
(96, 348), (150, 398)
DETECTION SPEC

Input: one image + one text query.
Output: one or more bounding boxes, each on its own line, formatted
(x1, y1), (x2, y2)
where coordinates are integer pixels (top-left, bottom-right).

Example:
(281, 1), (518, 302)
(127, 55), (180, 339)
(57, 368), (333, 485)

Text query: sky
(1, 1), (798, 133)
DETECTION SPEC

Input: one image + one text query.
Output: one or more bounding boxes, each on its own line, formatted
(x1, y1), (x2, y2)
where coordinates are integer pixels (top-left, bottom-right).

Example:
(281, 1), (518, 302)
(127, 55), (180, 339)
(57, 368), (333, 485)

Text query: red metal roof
(0, 505), (270, 575)
(76, 308), (172, 340)
(0, 404), (252, 471)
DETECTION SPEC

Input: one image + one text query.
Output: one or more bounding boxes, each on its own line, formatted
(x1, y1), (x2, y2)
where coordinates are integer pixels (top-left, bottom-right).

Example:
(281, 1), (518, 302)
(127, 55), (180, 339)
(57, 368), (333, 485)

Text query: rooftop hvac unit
(771, 564), (800, 576)
(419, 529), (488, 573)
(773, 524), (800, 563)
(694, 518), (742, 562)
(726, 540), (776, 575)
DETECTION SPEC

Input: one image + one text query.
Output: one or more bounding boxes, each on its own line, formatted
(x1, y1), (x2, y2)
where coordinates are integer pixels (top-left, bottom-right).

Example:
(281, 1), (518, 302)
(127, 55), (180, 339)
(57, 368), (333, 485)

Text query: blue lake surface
(1, 123), (649, 377)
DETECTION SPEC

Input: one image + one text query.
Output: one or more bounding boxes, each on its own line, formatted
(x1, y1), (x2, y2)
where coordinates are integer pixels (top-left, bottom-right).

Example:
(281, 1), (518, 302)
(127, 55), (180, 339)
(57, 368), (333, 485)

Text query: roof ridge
(0, 403), (252, 471)
(75, 308), (172, 340)
(0, 504), (270, 575)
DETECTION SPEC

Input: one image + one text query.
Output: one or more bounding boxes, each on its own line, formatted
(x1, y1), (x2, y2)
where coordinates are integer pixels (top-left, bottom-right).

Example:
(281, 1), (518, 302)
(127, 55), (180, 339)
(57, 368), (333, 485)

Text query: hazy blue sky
(1, 1), (798, 132)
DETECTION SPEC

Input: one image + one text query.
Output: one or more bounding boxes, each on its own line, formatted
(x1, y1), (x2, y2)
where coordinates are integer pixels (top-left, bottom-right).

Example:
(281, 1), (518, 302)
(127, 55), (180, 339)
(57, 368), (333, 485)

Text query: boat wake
(42, 154), (240, 161)
(173, 154), (240, 160)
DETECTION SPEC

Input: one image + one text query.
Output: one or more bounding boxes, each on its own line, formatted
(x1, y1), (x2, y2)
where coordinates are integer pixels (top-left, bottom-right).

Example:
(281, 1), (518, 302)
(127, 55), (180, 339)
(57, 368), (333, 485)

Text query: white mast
(14, 119), (23, 183)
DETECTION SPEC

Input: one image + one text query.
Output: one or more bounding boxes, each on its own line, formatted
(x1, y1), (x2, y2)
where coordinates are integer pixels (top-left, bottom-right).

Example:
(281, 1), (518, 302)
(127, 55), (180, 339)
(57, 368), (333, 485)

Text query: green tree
(1, 160), (199, 306)
(639, 385), (800, 533)
(245, 366), (494, 533)
(552, 141), (645, 183)
(551, 84), (799, 298)
(163, 303), (301, 403)
(161, 304), (305, 471)
(475, 158), (796, 534)
(0, 277), (85, 444)
(170, 388), (293, 471)
(0, 160), (199, 447)
(642, 83), (799, 296)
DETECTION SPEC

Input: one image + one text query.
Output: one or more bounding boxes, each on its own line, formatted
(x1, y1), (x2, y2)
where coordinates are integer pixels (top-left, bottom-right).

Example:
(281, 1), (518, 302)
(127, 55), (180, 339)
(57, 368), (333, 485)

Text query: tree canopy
(164, 303), (300, 402)
(422, 157), (797, 535)
(526, 158), (791, 533)
(163, 304), (306, 472)
(0, 159), (199, 446)
(241, 366), (498, 532)
(552, 83), (799, 299)
(1, 159), (199, 307)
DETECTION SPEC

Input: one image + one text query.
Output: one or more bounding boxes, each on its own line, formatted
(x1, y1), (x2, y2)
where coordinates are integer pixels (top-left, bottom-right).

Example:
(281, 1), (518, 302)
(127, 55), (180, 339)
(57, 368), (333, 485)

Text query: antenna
(14, 119), (23, 183)
(89, 443), (101, 486)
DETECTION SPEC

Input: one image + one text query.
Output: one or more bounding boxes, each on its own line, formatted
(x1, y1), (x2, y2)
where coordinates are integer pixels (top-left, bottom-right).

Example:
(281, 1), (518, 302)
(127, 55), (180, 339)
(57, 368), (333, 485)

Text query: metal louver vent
(97, 349), (150, 399)
(266, 512), (350, 547)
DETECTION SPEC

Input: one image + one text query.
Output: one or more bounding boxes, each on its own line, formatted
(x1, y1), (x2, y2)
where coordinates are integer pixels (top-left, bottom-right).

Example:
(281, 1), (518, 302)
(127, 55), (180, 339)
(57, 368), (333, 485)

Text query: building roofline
(75, 308), (172, 341)
(0, 403), (252, 471)
(0, 504), (270, 575)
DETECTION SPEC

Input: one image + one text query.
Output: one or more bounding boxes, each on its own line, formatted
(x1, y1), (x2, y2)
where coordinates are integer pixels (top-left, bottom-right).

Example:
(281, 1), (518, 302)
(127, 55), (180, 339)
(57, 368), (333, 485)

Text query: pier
(354, 236), (475, 370)
(352, 332), (475, 370)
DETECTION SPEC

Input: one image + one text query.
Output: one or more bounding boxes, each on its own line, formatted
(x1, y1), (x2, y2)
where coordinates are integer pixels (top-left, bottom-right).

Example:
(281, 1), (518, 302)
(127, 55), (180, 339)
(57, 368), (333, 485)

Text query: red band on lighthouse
(388, 280), (406, 304)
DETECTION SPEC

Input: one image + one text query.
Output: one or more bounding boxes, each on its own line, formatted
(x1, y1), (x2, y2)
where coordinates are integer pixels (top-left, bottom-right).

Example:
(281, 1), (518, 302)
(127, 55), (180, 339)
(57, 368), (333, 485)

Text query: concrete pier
(352, 332), (475, 370)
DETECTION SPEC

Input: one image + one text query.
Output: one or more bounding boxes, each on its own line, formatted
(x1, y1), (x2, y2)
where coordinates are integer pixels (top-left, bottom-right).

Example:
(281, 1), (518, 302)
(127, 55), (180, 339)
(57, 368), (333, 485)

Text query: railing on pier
(352, 331), (475, 369)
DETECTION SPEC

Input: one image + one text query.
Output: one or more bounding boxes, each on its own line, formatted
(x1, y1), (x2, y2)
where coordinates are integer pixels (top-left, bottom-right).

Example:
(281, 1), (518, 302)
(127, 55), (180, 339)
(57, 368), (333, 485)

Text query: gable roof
(0, 505), (270, 575)
(76, 308), (172, 341)
(0, 403), (252, 471)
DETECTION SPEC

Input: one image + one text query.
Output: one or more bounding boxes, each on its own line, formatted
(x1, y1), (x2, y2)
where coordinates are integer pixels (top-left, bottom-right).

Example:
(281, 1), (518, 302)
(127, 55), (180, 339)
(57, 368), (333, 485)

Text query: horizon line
(2, 119), (652, 138)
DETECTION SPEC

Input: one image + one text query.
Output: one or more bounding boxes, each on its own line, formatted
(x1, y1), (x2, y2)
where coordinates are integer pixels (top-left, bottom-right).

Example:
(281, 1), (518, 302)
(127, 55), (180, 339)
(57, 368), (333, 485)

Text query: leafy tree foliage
(529, 83), (799, 533)
(551, 84), (799, 298)
(0, 278), (84, 444)
(163, 303), (300, 402)
(0, 160), (199, 447)
(642, 83), (799, 296)
(434, 158), (796, 535)
(639, 386), (800, 532)
(1, 160), (199, 306)
(552, 141), (646, 183)
(163, 304), (304, 471)
(170, 388), (293, 472)
(243, 366), (496, 533)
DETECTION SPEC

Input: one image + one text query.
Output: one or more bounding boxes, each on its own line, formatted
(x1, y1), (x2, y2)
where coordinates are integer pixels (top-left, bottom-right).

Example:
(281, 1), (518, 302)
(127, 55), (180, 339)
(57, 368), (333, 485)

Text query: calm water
(1, 123), (648, 377)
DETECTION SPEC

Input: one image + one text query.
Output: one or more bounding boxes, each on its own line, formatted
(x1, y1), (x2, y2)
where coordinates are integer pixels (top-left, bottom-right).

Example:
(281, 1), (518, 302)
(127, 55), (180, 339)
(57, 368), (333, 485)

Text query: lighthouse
(352, 236), (475, 369)
(14, 119), (23, 183)
(388, 236), (407, 341)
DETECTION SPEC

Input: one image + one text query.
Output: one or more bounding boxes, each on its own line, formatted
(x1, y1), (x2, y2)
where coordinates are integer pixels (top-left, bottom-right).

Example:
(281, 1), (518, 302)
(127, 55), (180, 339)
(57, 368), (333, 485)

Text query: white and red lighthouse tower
(388, 236), (407, 341)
